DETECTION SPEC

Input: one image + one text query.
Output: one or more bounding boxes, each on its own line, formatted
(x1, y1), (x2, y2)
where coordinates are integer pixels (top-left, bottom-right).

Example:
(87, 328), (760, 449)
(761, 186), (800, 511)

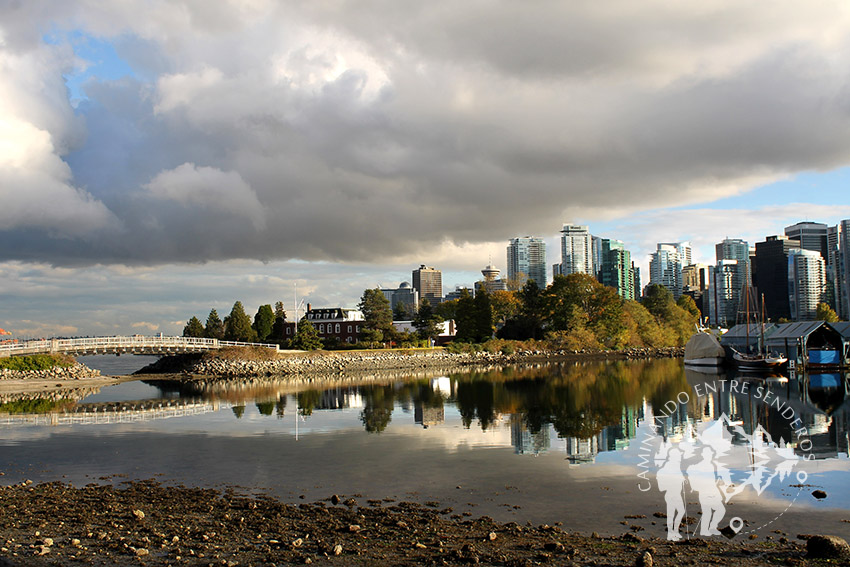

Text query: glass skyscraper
(507, 236), (547, 287)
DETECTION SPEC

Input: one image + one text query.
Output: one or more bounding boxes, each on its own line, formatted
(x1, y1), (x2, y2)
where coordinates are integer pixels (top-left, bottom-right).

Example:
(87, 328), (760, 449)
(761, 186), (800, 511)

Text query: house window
(348, 325), (352, 333)
(286, 327), (291, 335)
(319, 324), (324, 333)
(356, 325), (360, 333)
(335, 324), (341, 333)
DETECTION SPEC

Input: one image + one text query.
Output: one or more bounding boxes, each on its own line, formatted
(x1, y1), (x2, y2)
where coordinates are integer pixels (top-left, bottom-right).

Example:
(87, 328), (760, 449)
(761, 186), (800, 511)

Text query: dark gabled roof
(765, 321), (830, 341)
(831, 322), (850, 338)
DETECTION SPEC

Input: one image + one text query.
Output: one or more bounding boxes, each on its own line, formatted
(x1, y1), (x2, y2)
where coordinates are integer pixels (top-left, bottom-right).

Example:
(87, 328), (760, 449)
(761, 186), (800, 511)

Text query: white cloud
(0, 45), (117, 237)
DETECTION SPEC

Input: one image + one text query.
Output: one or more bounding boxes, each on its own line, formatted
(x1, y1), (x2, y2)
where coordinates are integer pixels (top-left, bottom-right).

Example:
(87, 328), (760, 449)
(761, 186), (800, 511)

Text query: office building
(412, 265), (442, 305)
(507, 236), (547, 287)
(381, 283), (419, 318)
(598, 239), (638, 300)
(837, 220), (850, 319)
(705, 260), (746, 327)
(559, 224), (592, 276)
(753, 236), (800, 321)
(682, 263), (710, 319)
(785, 222), (829, 259)
(788, 249), (826, 321)
(715, 238), (751, 285)
(712, 238), (751, 324)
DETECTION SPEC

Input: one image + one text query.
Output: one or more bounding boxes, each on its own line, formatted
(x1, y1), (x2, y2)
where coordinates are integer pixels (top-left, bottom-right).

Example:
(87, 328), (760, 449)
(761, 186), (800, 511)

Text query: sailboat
(731, 290), (788, 372)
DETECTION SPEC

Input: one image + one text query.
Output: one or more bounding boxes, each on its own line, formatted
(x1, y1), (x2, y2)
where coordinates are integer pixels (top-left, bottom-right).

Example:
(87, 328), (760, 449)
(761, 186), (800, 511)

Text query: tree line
(183, 301), (289, 344)
(182, 274), (699, 352)
(443, 274), (700, 349)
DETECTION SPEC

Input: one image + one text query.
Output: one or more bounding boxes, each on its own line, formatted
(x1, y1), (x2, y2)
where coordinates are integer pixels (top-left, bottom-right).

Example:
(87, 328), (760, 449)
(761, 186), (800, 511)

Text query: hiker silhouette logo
(653, 414), (803, 540)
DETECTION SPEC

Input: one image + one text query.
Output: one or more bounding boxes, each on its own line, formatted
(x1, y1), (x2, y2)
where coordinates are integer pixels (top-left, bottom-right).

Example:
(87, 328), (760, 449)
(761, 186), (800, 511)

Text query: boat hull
(684, 357), (725, 367)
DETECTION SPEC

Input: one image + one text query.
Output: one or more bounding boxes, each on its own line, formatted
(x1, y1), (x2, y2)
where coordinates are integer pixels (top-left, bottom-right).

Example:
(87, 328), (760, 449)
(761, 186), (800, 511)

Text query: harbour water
(1, 357), (848, 538)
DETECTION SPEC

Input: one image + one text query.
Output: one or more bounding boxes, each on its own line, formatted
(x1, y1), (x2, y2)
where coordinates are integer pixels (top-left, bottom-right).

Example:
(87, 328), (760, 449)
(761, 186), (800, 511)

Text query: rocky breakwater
(146, 346), (686, 379)
(188, 350), (492, 378)
(0, 362), (101, 381)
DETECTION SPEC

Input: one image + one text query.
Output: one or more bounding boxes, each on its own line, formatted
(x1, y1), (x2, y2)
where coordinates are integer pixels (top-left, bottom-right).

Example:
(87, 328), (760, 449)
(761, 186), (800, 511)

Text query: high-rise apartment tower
(507, 237), (547, 287)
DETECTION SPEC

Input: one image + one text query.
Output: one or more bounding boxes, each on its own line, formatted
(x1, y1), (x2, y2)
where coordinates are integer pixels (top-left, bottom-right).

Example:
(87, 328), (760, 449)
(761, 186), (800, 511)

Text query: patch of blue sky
(697, 167), (850, 211)
(43, 30), (137, 104)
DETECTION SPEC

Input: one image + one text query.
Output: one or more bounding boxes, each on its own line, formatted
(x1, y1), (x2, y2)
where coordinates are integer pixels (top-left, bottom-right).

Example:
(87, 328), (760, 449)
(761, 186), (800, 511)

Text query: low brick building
(283, 305), (365, 344)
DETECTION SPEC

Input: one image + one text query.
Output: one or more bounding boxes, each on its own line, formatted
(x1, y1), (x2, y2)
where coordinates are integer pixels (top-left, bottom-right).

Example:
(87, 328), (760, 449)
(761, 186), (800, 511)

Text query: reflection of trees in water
(360, 384), (396, 433)
(452, 359), (688, 438)
(297, 390), (322, 416)
(255, 400), (275, 416)
(176, 360), (690, 436)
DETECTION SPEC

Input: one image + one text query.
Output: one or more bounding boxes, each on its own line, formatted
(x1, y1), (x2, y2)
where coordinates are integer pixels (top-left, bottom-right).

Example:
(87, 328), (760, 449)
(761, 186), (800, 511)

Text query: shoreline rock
(139, 347), (685, 379)
(0, 479), (811, 566)
(0, 362), (101, 382)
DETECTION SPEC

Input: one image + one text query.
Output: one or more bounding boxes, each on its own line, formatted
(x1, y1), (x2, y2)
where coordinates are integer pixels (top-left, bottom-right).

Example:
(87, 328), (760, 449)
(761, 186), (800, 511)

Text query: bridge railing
(0, 335), (279, 358)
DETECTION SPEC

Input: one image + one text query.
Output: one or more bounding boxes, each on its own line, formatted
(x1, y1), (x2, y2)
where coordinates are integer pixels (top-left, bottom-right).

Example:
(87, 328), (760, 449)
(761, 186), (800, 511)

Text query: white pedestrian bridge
(0, 335), (279, 358)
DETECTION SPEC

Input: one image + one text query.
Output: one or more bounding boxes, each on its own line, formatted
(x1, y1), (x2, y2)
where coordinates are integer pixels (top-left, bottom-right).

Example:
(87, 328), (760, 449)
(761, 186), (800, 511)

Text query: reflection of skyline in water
(2, 361), (847, 464)
(654, 370), (850, 461)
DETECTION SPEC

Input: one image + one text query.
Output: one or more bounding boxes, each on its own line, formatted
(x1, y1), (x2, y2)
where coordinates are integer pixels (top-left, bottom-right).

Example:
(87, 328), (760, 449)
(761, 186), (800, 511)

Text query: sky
(3, 1), (850, 338)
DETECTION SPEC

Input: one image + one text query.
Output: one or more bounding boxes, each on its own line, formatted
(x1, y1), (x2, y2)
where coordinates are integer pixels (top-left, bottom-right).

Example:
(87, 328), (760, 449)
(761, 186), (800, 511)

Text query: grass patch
(203, 346), (280, 361)
(0, 354), (75, 371)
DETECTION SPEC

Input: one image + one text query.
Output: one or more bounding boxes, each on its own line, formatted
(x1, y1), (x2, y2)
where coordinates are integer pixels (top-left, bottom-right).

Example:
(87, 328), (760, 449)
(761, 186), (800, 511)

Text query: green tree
(453, 288), (477, 342)
(271, 301), (288, 342)
(183, 316), (205, 338)
(499, 279), (546, 340)
(641, 284), (675, 320)
(292, 318), (322, 350)
(204, 309), (225, 339)
(253, 304), (275, 342)
(473, 288), (494, 342)
(544, 274), (626, 348)
(677, 294), (701, 319)
(413, 299), (443, 343)
(816, 302), (840, 323)
(358, 288), (394, 346)
(393, 301), (413, 321)
(434, 298), (459, 321)
(224, 301), (257, 342)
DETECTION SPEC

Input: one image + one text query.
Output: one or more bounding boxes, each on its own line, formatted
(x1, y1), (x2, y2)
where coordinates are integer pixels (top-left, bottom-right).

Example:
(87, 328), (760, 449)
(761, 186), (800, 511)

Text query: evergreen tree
(253, 304), (275, 341)
(271, 301), (288, 342)
(358, 288), (394, 345)
(224, 301), (257, 342)
(183, 316), (205, 338)
(393, 301), (413, 321)
(473, 288), (494, 341)
(412, 299), (444, 343)
(292, 318), (322, 350)
(453, 288), (477, 342)
(204, 309), (225, 339)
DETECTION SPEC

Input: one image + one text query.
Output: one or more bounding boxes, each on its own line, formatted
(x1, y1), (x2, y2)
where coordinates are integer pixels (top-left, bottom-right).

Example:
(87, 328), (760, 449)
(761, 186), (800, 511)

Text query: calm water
(1, 358), (848, 538)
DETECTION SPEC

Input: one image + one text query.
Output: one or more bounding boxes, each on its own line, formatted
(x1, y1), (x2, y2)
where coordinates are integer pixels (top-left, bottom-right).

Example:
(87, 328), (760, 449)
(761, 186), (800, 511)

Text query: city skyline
(4, 3), (850, 337)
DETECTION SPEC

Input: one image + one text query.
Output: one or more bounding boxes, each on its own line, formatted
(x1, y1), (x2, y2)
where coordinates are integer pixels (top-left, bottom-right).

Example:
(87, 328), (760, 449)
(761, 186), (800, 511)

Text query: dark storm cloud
(3, 0), (850, 266)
